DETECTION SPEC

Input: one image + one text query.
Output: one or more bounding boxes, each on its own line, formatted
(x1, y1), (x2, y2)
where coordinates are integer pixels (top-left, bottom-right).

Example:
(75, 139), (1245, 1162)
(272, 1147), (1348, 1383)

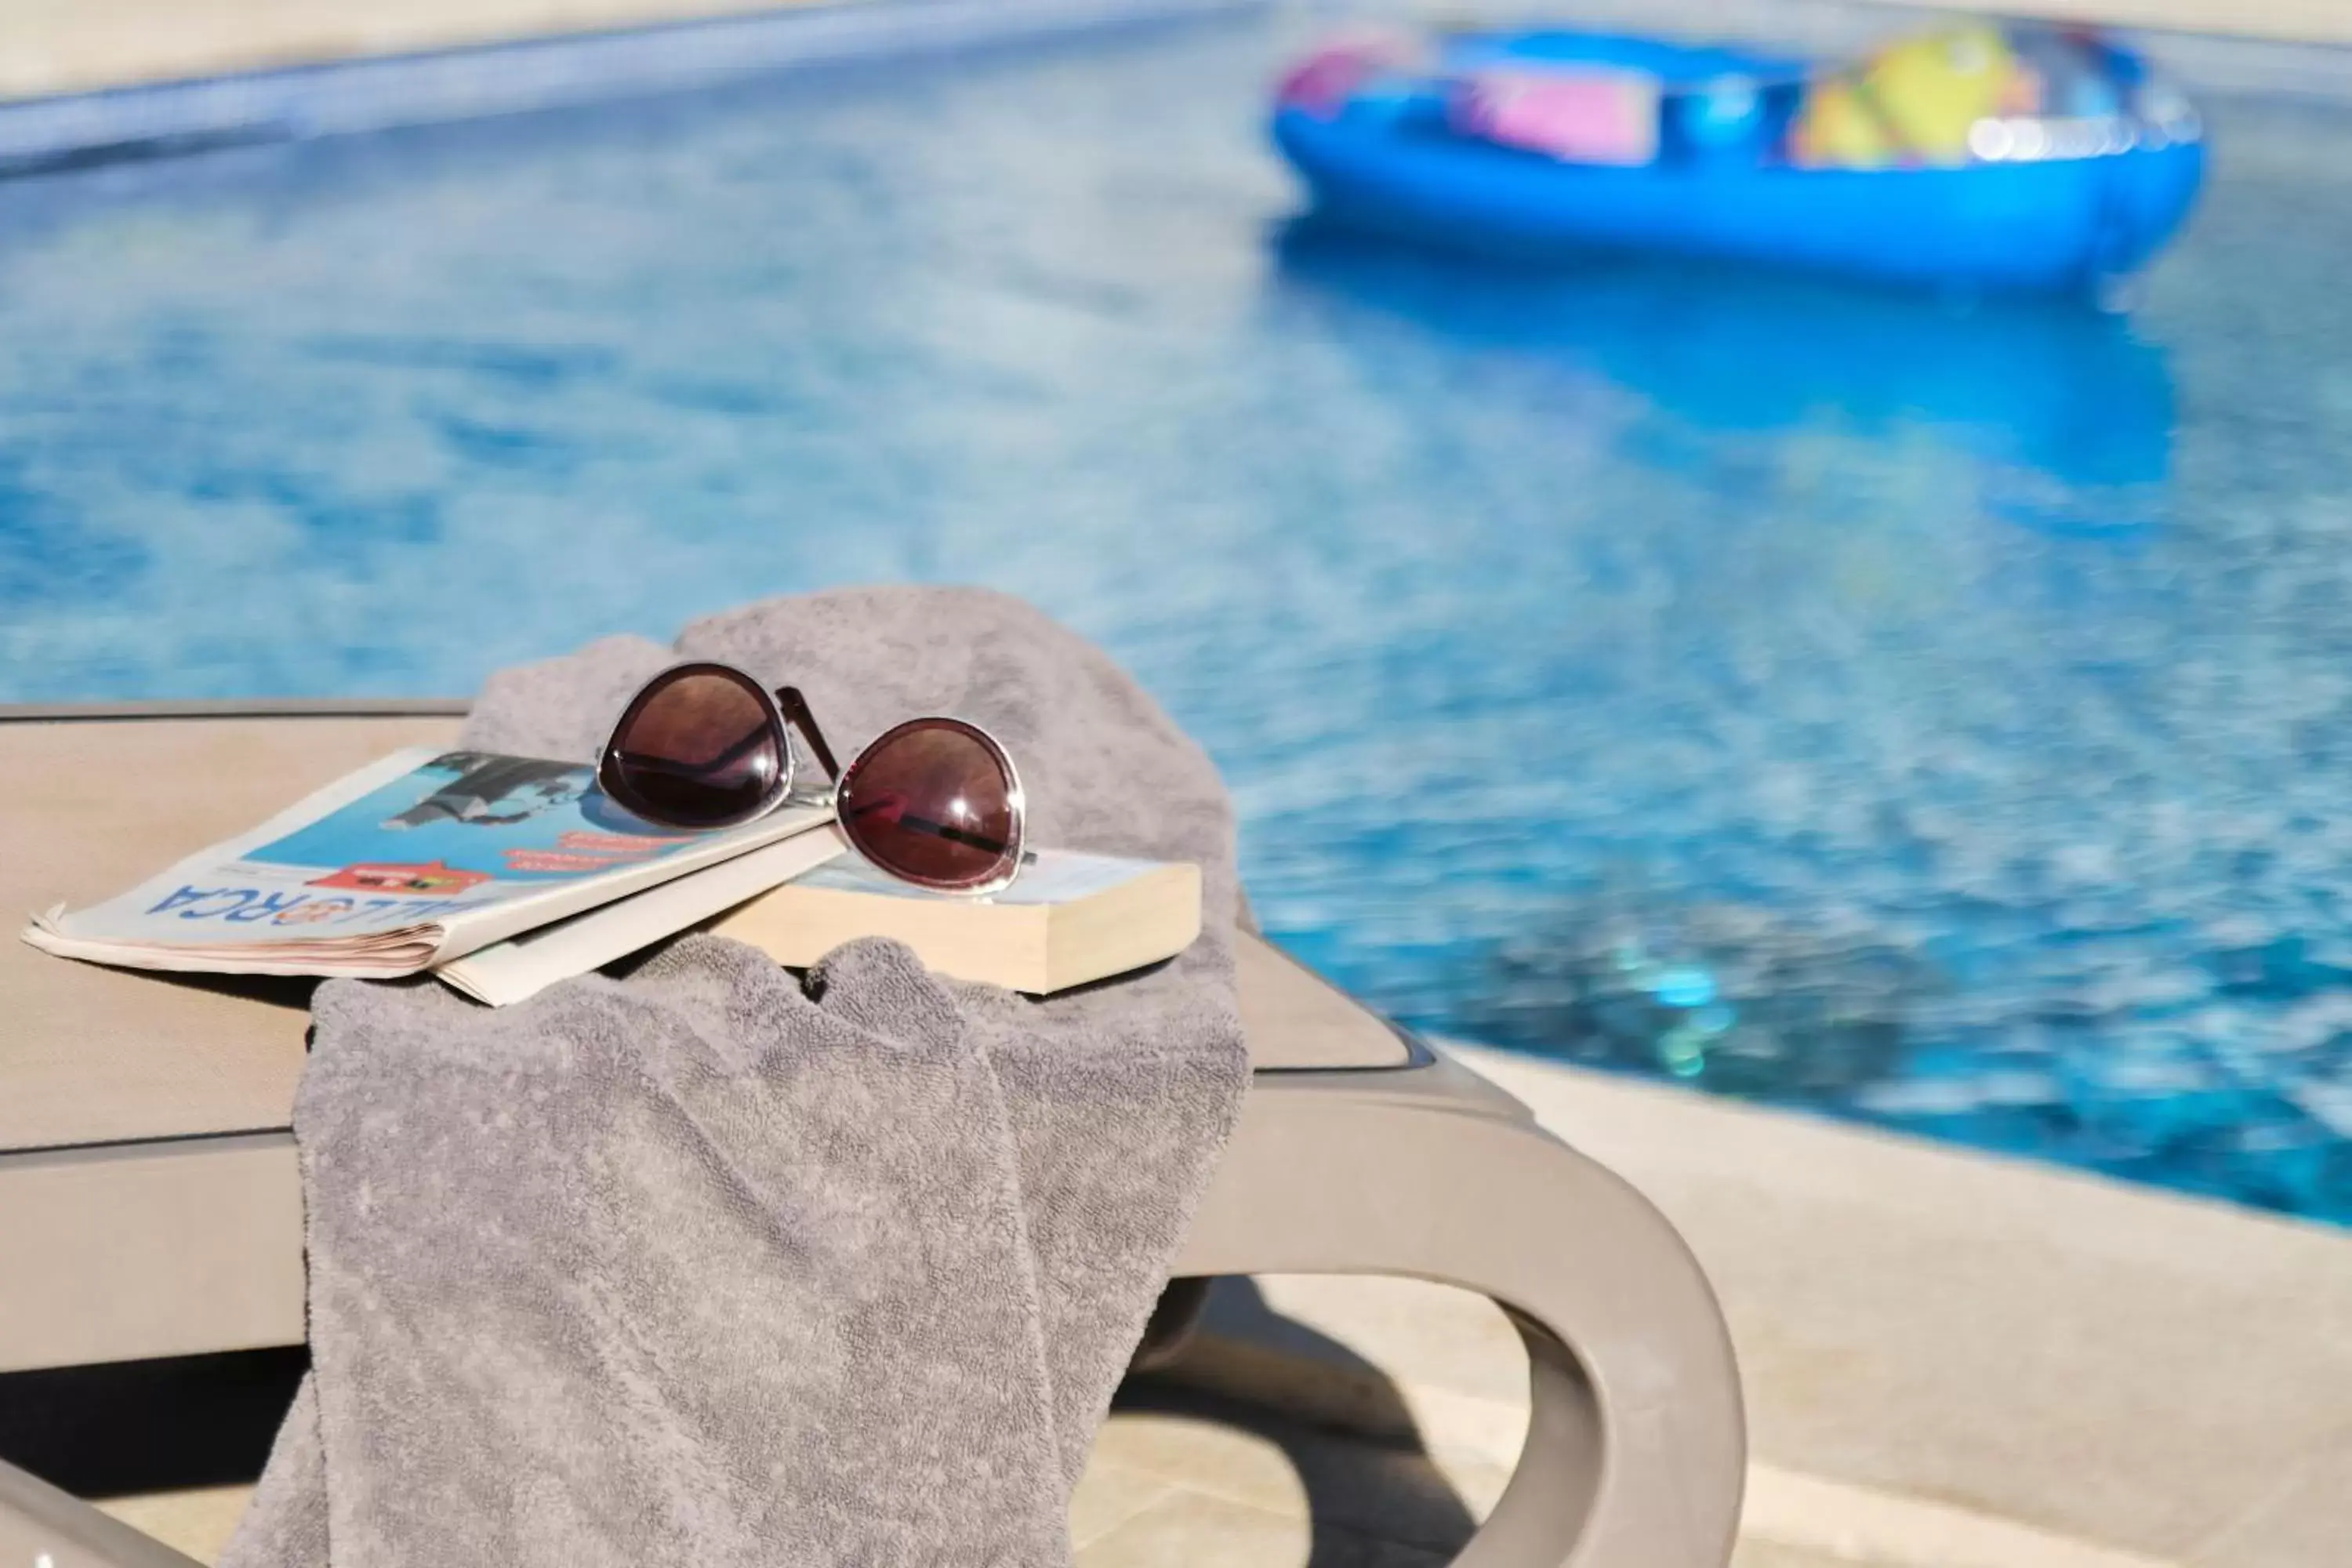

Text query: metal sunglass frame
(595, 660), (1029, 896)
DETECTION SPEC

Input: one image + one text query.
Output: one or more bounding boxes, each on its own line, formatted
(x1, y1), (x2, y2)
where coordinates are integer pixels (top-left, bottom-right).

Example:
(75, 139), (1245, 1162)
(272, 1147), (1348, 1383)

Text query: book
(706, 836), (1202, 995)
(22, 746), (833, 979)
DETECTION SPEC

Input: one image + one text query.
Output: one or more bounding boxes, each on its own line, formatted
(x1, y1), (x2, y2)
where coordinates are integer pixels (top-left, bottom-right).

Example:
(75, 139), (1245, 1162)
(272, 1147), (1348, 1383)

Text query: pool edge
(0, 0), (1269, 180)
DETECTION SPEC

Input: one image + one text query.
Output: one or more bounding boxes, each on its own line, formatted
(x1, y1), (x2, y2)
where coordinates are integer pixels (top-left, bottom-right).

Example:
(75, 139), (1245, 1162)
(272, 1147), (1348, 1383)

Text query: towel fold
(224, 586), (1250, 1567)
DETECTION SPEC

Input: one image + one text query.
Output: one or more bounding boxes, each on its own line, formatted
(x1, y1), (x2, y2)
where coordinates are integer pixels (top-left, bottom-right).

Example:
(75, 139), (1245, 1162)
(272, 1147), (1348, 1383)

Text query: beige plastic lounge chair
(0, 702), (1745, 1568)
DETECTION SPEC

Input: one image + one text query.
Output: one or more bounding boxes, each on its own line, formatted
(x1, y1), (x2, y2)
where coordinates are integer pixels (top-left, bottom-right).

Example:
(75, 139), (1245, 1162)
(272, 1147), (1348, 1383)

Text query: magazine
(23, 746), (833, 979)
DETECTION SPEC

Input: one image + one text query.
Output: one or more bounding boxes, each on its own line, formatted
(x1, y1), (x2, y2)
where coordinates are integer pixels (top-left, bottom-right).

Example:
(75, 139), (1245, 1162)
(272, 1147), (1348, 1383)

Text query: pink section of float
(1458, 65), (1662, 166)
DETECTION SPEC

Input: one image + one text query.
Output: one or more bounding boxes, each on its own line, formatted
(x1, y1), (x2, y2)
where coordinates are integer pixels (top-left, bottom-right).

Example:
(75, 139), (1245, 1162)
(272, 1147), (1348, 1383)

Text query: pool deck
(1880, 0), (2344, 45)
(0, 0), (849, 104)
(75, 1045), (2351, 1566)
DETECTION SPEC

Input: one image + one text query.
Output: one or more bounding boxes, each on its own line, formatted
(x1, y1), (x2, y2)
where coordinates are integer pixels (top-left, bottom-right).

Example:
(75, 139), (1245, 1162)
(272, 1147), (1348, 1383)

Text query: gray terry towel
(223, 586), (1250, 1568)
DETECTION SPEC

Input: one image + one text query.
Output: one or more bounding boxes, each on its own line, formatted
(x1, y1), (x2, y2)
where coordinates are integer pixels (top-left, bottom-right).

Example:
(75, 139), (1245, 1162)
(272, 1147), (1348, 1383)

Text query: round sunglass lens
(837, 720), (1018, 890)
(605, 669), (783, 826)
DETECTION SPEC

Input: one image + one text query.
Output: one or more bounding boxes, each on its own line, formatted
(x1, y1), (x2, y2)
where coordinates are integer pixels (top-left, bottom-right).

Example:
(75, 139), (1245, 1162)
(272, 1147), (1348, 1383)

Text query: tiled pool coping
(0, 0), (1260, 177)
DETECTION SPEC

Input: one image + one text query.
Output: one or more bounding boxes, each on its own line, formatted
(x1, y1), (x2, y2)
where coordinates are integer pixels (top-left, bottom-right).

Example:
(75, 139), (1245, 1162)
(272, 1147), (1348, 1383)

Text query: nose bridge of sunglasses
(772, 685), (843, 780)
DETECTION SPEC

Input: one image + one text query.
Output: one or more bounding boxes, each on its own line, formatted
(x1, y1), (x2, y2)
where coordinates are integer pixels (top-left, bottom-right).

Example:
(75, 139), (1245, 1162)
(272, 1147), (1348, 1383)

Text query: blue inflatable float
(1272, 25), (2205, 293)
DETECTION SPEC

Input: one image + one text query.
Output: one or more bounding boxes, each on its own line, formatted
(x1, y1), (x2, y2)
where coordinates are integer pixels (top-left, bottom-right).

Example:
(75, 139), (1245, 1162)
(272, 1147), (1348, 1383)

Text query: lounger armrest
(1175, 1045), (1745, 1567)
(0, 1457), (204, 1568)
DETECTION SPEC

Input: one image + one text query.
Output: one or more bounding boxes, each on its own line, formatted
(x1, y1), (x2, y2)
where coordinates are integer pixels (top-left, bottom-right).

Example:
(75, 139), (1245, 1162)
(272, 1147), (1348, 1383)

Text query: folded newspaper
(24, 747), (840, 981)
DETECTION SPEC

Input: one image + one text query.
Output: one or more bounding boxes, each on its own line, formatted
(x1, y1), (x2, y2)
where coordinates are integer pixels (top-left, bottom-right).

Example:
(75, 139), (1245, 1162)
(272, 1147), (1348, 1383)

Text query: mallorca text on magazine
(150, 750), (702, 939)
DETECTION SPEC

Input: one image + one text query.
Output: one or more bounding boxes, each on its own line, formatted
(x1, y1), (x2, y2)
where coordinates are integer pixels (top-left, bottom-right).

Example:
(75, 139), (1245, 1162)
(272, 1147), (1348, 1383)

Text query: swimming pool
(4, 13), (2350, 1223)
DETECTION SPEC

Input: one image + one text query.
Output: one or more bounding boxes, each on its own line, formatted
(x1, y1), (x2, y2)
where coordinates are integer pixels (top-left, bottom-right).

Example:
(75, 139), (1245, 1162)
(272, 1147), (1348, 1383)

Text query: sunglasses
(596, 661), (1028, 895)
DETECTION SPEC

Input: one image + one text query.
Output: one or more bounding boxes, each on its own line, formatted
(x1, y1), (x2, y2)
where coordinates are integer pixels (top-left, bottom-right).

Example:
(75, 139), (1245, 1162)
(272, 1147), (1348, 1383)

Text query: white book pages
(436, 827), (851, 1007)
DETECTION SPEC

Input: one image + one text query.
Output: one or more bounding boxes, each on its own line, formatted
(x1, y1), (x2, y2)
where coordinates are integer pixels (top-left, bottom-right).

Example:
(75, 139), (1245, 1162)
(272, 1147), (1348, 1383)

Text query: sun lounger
(0, 704), (1744, 1567)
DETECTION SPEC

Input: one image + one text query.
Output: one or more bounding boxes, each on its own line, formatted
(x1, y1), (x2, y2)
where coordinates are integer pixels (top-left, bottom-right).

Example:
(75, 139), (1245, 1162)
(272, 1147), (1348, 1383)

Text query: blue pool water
(5, 16), (2352, 1222)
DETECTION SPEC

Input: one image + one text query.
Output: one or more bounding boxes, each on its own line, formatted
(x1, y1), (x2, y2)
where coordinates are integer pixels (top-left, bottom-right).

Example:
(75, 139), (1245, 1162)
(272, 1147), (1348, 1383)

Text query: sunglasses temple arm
(773, 686), (843, 782)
